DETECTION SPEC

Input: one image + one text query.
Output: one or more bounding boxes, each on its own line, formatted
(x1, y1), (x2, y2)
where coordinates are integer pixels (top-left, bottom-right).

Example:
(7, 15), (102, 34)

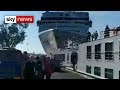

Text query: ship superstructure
(37, 11), (92, 55)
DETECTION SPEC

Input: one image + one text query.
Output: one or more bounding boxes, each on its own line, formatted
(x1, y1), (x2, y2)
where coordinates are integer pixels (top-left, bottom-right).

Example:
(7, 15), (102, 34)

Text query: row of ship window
(87, 42), (115, 60)
(39, 21), (90, 25)
(54, 54), (65, 61)
(41, 17), (89, 20)
(86, 65), (119, 79)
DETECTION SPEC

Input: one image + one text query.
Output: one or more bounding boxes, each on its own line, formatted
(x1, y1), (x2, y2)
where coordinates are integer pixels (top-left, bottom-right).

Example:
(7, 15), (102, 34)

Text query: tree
(0, 21), (29, 49)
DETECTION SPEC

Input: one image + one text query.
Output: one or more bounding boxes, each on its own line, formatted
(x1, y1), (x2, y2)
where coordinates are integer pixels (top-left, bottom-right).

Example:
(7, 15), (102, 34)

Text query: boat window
(53, 54), (65, 62)
(65, 13), (69, 16)
(94, 67), (101, 76)
(105, 68), (113, 79)
(61, 54), (65, 62)
(95, 44), (101, 59)
(67, 53), (69, 61)
(87, 46), (92, 59)
(60, 13), (63, 16)
(86, 65), (91, 74)
(105, 42), (113, 60)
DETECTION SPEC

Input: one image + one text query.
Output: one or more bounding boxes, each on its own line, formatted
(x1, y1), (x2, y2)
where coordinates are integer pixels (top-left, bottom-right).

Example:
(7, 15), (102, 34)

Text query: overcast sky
(0, 11), (120, 54)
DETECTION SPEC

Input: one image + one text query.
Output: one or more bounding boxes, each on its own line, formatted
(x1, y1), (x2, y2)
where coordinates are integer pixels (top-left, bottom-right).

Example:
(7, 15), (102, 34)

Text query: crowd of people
(23, 53), (54, 79)
(86, 25), (120, 42)
(86, 31), (98, 42)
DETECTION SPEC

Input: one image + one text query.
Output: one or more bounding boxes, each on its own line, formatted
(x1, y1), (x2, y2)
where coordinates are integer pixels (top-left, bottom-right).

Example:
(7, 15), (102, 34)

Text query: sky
(0, 11), (120, 54)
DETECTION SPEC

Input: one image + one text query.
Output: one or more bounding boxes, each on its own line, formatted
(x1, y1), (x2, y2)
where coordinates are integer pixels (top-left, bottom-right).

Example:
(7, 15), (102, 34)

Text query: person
(22, 51), (29, 65)
(71, 58), (76, 71)
(91, 32), (95, 41)
(40, 55), (46, 79)
(44, 57), (53, 79)
(50, 57), (55, 73)
(35, 56), (45, 79)
(22, 51), (29, 79)
(71, 52), (78, 71)
(87, 31), (91, 42)
(104, 25), (110, 38)
(73, 63), (76, 71)
(94, 31), (98, 40)
(115, 26), (120, 35)
(23, 55), (36, 79)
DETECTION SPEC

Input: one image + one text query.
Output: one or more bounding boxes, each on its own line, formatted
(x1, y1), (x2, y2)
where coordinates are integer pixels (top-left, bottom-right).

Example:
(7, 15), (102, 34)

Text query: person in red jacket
(44, 57), (53, 79)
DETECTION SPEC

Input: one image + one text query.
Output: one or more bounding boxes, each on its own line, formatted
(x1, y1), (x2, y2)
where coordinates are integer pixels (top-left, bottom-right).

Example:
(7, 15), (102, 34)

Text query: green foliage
(0, 21), (29, 48)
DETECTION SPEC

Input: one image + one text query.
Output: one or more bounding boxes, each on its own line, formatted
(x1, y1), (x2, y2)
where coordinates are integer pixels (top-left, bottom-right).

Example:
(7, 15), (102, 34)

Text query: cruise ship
(37, 11), (92, 56)
(37, 11), (120, 79)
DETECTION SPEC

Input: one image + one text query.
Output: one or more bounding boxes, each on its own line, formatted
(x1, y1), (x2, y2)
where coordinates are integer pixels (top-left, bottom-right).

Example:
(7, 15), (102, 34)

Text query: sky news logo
(5, 16), (34, 24)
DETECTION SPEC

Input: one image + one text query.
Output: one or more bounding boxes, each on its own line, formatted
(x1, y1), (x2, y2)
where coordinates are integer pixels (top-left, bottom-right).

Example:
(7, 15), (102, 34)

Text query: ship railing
(99, 30), (120, 39)
(65, 46), (79, 50)
(80, 30), (120, 44)
(86, 51), (119, 61)
(105, 51), (114, 61)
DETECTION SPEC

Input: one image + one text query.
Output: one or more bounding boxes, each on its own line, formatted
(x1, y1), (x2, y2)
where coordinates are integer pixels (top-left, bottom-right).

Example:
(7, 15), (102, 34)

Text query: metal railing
(86, 51), (117, 61)
(105, 51), (114, 60)
(99, 30), (120, 39)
